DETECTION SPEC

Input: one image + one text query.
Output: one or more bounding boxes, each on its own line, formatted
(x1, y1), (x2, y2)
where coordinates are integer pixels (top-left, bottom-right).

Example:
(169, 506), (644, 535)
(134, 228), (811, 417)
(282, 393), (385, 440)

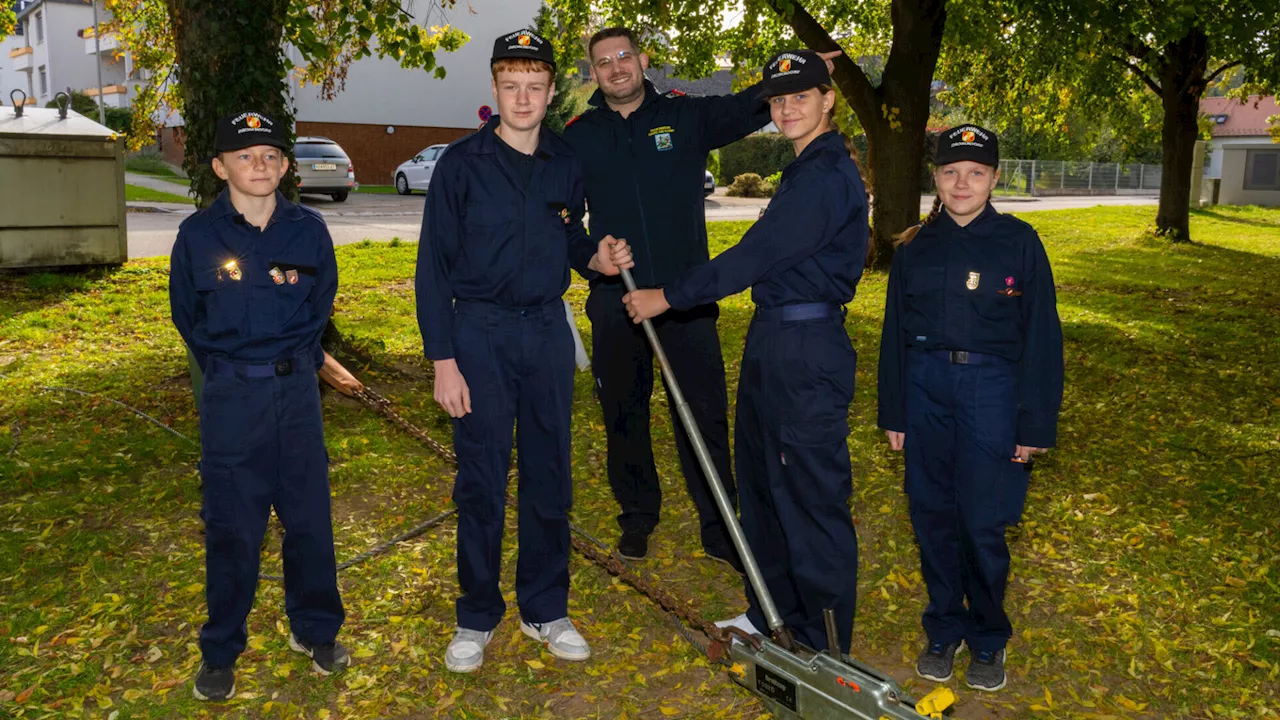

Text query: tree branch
(758, 0), (878, 118)
(1111, 55), (1163, 95)
(1205, 60), (1242, 85)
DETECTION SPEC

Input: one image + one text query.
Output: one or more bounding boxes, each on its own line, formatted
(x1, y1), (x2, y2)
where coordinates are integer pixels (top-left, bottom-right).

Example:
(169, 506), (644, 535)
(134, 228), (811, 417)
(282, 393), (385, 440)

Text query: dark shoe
(289, 633), (351, 675)
(966, 648), (1007, 691)
(916, 639), (964, 682)
(704, 542), (745, 574)
(193, 662), (235, 701)
(617, 531), (649, 560)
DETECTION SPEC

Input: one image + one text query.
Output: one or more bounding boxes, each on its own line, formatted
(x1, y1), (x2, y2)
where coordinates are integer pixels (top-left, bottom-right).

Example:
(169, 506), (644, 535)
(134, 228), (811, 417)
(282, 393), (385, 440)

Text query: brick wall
(296, 121), (473, 187)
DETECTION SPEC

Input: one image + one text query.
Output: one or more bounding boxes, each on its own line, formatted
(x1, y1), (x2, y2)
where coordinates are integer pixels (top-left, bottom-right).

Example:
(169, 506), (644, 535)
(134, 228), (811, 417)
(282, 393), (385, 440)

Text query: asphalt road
(124, 189), (1159, 259)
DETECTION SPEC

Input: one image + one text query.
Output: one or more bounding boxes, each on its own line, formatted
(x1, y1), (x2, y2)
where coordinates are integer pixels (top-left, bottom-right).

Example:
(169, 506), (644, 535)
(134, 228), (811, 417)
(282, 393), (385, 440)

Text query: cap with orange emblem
(757, 49), (830, 99)
(934, 124), (999, 167)
(212, 110), (288, 155)
(491, 29), (556, 72)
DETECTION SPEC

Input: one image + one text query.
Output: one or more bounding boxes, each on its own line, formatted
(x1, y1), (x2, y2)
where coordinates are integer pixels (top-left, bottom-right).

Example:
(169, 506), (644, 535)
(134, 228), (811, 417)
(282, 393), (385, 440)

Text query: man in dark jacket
(563, 25), (835, 570)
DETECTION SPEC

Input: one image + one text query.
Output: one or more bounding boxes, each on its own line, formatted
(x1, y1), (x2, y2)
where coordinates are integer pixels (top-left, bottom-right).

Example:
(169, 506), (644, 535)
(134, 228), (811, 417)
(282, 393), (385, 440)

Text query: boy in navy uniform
(169, 110), (348, 702)
(416, 30), (630, 673)
(878, 125), (1063, 691)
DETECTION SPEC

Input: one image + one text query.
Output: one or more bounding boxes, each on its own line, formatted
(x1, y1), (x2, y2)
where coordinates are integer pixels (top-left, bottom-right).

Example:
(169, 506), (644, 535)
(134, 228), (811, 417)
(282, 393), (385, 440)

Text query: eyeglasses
(592, 50), (635, 70)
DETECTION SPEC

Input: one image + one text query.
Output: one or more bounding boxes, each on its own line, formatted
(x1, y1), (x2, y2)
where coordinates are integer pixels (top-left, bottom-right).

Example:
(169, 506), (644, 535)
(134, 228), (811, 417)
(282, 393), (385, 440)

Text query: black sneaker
(289, 633), (351, 675)
(966, 648), (1007, 691)
(617, 531), (649, 560)
(704, 542), (745, 574)
(192, 662), (235, 701)
(916, 639), (964, 682)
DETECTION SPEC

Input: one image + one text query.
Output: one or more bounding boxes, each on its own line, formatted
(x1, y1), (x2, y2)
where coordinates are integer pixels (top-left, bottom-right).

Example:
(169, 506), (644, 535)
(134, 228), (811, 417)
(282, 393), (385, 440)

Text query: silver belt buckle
(950, 351), (969, 364)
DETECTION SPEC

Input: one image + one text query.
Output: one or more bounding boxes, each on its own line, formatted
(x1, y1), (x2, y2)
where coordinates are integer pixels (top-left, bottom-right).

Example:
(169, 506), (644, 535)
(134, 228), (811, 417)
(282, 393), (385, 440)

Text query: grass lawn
(1, 205), (1278, 719)
(125, 184), (192, 204)
(355, 185), (406, 195)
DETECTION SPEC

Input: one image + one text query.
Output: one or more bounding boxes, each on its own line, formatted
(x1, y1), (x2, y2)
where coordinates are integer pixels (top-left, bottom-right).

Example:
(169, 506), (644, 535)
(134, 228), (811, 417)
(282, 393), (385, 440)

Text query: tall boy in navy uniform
(416, 30), (632, 673)
(170, 110), (348, 702)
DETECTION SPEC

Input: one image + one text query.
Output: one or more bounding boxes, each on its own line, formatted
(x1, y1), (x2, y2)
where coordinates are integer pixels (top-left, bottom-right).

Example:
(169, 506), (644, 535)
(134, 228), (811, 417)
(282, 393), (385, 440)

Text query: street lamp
(92, 0), (105, 124)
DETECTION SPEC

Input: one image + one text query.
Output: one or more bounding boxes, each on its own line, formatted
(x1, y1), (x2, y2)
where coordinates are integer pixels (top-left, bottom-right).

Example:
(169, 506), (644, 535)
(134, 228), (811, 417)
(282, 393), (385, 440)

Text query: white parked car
(394, 144), (450, 195)
(704, 169), (716, 196)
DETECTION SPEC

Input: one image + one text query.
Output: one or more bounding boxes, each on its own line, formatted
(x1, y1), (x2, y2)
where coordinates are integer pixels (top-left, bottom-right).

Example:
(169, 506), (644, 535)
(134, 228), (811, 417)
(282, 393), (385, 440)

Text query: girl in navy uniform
(877, 125), (1063, 691)
(622, 49), (868, 653)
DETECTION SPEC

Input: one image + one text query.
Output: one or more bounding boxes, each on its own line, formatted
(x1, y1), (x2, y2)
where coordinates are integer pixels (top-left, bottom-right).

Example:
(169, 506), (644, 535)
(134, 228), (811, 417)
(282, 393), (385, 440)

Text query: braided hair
(894, 195), (943, 247)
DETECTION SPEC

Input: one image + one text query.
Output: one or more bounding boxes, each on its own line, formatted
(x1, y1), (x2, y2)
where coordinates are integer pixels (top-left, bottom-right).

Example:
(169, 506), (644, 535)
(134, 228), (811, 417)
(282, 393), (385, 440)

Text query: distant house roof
(1200, 95), (1279, 137)
(646, 66), (735, 97)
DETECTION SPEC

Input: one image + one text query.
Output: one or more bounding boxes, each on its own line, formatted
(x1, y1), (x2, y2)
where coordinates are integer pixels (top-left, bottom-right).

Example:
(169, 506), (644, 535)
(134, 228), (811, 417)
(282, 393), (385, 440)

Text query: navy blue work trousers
(736, 313), (859, 653)
(904, 349), (1029, 653)
(450, 300), (574, 632)
(198, 353), (344, 668)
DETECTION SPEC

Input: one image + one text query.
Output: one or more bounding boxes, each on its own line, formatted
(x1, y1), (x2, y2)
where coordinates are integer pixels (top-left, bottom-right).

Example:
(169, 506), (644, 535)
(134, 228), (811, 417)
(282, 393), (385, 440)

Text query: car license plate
(312, 163), (337, 171)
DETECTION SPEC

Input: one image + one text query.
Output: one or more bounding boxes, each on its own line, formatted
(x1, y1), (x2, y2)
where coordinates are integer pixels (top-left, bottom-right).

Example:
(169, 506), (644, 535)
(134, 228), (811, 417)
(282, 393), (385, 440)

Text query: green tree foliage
(547, 0), (950, 266)
(942, 0), (1280, 241)
(536, 4), (591, 133)
(0, 4), (14, 40)
(718, 133), (794, 184)
(105, 0), (470, 206)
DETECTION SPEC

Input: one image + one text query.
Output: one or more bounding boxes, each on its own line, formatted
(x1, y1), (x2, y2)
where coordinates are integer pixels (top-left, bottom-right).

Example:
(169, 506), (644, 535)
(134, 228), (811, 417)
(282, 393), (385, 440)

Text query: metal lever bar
(618, 267), (787, 640)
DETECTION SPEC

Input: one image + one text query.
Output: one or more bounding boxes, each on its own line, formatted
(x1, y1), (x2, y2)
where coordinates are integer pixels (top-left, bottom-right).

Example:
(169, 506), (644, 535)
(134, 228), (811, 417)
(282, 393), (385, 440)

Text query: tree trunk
(766, 0), (947, 268)
(166, 0), (295, 208)
(1154, 26), (1209, 242)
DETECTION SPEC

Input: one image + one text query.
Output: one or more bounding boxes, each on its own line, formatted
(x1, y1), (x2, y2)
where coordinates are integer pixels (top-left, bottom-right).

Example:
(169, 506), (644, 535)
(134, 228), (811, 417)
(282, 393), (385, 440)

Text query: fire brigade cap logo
(518, 34), (531, 46)
(759, 49), (828, 98)
(934, 123), (999, 166)
(246, 116), (261, 129)
(779, 58), (792, 73)
(233, 112), (273, 135)
(961, 130), (975, 143)
(492, 30), (555, 70)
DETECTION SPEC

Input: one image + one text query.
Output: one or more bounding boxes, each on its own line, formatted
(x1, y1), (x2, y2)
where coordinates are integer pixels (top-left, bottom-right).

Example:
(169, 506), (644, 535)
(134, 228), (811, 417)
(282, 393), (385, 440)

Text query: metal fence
(926, 159), (1164, 197)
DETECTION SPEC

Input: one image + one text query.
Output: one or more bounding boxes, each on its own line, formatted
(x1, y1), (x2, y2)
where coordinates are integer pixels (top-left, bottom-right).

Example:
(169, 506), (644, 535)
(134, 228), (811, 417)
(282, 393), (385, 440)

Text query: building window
(38, 66), (48, 96)
(1244, 150), (1280, 191)
(34, 11), (44, 44)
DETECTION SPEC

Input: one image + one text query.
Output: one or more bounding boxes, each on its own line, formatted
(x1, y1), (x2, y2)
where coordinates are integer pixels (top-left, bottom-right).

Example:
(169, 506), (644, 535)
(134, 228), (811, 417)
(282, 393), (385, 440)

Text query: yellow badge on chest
(966, 271), (980, 290)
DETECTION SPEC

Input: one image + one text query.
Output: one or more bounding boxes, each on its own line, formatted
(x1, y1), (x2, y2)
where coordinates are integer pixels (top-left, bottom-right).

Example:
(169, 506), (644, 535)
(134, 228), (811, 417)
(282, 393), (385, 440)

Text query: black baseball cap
(934, 125), (999, 167)
(758, 50), (830, 98)
(213, 110), (288, 155)
(491, 30), (555, 72)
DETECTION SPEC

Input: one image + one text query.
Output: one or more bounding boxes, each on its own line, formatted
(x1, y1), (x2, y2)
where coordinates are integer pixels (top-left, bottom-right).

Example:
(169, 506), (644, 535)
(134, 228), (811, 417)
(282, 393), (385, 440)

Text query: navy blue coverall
(663, 130), (868, 652)
(169, 189), (344, 670)
(416, 117), (598, 632)
(877, 204), (1063, 653)
(563, 79), (769, 553)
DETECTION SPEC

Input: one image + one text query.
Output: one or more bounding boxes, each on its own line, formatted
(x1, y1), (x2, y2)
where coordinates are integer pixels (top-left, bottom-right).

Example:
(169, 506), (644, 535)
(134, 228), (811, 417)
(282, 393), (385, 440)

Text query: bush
(125, 153), (176, 176)
(719, 133), (794, 185)
(706, 149), (721, 183)
(726, 173), (776, 198)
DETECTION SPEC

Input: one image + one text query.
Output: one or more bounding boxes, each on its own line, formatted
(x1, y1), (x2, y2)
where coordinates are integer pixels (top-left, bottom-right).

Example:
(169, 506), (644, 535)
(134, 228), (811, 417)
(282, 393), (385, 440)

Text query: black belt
(925, 349), (1002, 365)
(454, 298), (561, 319)
(205, 349), (317, 379)
(753, 303), (844, 322)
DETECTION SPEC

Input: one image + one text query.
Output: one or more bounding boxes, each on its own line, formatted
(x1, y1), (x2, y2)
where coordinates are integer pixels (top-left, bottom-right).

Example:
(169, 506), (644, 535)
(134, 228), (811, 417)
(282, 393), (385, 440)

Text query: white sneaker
(715, 613), (763, 641)
(521, 617), (591, 661)
(445, 628), (493, 673)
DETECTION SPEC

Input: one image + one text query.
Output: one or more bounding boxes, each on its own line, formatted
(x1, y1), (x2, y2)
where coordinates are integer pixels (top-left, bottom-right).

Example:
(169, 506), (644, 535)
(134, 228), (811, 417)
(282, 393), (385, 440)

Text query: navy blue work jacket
(169, 189), (337, 371)
(415, 117), (597, 361)
(562, 79), (769, 290)
(877, 204), (1064, 447)
(663, 130), (868, 311)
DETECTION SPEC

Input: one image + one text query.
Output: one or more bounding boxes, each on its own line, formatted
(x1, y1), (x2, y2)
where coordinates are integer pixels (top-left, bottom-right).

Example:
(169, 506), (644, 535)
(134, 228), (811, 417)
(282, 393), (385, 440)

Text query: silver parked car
(294, 136), (355, 202)
(394, 144), (450, 195)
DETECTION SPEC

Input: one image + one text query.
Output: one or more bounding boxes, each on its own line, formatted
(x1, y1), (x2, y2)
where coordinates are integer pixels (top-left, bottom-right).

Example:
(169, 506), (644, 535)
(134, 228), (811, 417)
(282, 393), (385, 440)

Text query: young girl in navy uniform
(622, 49), (868, 654)
(877, 125), (1063, 691)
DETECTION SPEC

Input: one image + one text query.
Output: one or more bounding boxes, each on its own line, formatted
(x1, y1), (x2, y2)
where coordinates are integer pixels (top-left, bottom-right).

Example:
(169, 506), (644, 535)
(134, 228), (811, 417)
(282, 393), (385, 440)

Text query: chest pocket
(966, 263), (1021, 324)
(268, 260), (318, 333)
(192, 261), (248, 342)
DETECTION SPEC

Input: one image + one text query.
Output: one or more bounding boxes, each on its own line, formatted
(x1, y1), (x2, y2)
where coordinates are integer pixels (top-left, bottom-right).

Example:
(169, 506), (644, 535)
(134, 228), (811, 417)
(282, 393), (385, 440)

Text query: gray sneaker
(445, 628), (493, 673)
(521, 617), (591, 661)
(916, 639), (964, 682)
(966, 648), (1007, 691)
